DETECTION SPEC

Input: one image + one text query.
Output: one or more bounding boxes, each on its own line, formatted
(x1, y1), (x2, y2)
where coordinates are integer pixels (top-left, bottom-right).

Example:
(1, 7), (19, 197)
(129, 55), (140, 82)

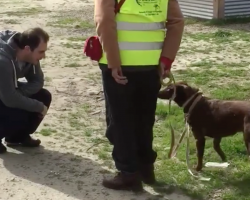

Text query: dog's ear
(182, 84), (199, 97)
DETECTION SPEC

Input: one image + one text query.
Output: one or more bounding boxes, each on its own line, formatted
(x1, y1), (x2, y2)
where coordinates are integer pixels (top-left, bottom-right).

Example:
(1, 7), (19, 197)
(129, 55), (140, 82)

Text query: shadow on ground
(150, 181), (204, 200)
(0, 146), (159, 200)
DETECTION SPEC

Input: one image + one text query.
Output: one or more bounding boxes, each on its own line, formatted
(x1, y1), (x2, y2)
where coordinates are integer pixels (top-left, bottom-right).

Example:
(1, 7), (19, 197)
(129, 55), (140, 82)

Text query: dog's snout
(158, 88), (172, 100)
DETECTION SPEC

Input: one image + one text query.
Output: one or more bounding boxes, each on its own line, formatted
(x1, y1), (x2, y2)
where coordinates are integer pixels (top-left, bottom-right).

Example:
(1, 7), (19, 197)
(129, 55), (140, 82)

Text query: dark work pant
(0, 88), (52, 142)
(101, 67), (161, 173)
(101, 73), (113, 144)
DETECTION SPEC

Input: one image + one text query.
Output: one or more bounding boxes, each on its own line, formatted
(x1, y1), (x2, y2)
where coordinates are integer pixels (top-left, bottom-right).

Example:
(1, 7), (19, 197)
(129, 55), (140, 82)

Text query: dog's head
(158, 81), (199, 107)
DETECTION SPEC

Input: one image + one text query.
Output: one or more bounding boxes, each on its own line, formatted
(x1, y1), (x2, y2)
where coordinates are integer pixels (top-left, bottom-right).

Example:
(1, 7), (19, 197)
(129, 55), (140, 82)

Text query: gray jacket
(0, 30), (44, 113)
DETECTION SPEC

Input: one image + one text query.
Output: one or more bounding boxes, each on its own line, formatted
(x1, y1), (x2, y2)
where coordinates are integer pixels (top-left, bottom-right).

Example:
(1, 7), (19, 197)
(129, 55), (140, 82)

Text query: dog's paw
(221, 156), (227, 162)
(194, 165), (202, 172)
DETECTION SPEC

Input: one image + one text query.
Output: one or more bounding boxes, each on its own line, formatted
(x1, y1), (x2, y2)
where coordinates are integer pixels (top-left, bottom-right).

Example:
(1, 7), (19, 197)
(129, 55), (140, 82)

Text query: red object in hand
(83, 0), (126, 62)
(83, 36), (103, 61)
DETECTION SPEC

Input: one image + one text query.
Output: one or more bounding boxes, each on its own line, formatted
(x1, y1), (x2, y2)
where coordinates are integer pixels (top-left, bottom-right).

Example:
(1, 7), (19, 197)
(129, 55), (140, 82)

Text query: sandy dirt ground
(0, 0), (194, 199)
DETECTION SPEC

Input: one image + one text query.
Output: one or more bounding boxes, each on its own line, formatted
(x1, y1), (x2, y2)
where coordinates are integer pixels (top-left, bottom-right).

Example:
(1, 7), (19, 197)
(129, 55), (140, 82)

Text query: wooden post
(213, 0), (225, 19)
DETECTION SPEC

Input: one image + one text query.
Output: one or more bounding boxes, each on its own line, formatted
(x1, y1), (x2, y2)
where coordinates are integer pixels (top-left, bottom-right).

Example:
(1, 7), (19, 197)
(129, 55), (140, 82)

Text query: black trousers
(101, 67), (161, 173)
(0, 88), (52, 142)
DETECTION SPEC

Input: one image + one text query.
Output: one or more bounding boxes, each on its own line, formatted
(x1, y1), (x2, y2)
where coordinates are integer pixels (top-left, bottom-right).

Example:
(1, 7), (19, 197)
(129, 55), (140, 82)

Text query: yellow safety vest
(99, 0), (168, 66)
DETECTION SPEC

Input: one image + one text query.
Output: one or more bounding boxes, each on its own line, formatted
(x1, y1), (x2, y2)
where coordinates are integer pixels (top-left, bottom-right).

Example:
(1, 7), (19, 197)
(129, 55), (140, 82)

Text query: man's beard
(22, 54), (34, 64)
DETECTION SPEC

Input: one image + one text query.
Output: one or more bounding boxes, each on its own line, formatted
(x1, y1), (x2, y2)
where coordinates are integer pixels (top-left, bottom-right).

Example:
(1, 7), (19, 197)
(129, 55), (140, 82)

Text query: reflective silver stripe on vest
(118, 42), (163, 50)
(117, 21), (165, 31)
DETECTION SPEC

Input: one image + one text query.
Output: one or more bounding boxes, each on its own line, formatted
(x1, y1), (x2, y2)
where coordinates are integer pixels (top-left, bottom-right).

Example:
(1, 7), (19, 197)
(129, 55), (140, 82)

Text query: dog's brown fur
(158, 81), (250, 171)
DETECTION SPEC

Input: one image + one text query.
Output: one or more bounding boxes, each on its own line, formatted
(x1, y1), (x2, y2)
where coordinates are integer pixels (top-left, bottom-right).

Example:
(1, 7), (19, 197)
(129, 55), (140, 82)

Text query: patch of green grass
(98, 144), (111, 160)
(67, 135), (74, 140)
(184, 16), (250, 26)
(173, 60), (250, 101)
(47, 17), (94, 29)
(2, 7), (45, 16)
(2, 0), (25, 4)
(86, 72), (100, 85)
(62, 42), (82, 49)
(180, 29), (250, 57)
(67, 36), (87, 42)
(67, 103), (94, 131)
(39, 128), (57, 136)
(84, 128), (92, 137)
(185, 30), (250, 44)
(3, 19), (20, 24)
(208, 16), (250, 26)
(185, 17), (202, 25)
(88, 138), (111, 160)
(81, 103), (92, 113)
(64, 62), (81, 68)
(68, 111), (87, 130)
(45, 77), (52, 82)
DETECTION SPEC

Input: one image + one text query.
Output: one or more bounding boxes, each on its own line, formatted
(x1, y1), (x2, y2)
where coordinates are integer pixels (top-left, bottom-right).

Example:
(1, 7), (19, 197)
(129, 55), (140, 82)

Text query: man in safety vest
(94, 0), (184, 191)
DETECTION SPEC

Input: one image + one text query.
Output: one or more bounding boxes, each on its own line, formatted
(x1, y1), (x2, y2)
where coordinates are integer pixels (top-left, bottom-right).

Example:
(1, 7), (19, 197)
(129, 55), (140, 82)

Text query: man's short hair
(15, 27), (49, 51)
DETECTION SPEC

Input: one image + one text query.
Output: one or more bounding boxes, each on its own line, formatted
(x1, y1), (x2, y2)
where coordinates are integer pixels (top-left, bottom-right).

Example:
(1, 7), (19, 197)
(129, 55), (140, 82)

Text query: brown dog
(158, 81), (250, 171)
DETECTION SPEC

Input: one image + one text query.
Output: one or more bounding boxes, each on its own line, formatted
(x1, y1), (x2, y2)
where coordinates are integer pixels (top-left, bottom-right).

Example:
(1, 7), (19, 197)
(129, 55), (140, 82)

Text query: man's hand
(159, 62), (171, 80)
(111, 67), (128, 85)
(40, 105), (48, 117)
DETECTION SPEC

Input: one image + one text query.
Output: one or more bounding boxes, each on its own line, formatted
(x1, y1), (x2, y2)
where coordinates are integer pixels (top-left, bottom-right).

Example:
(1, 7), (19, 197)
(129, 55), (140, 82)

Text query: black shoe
(0, 143), (7, 154)
(5, 136), (41, 147)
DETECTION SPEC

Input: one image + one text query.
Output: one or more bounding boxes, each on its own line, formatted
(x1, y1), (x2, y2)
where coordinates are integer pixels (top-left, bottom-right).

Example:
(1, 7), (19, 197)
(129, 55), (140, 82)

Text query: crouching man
(0, 27), (52, 153)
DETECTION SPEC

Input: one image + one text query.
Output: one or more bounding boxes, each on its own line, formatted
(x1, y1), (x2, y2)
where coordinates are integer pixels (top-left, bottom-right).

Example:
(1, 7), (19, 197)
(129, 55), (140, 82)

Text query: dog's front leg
(195, 137), (205, 171)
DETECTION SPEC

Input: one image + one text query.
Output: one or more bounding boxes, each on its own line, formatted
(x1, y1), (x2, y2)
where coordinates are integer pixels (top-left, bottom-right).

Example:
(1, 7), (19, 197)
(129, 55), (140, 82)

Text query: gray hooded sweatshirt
(0, 30), (44, 113)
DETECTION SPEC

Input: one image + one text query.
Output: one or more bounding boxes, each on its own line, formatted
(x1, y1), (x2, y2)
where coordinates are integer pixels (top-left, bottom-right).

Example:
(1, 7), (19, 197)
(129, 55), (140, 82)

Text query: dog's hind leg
(213, 138), (226, 161)
(243, 116), (250, 158)
(195, 137), (205, 171)
(243, 133), (250, 158)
